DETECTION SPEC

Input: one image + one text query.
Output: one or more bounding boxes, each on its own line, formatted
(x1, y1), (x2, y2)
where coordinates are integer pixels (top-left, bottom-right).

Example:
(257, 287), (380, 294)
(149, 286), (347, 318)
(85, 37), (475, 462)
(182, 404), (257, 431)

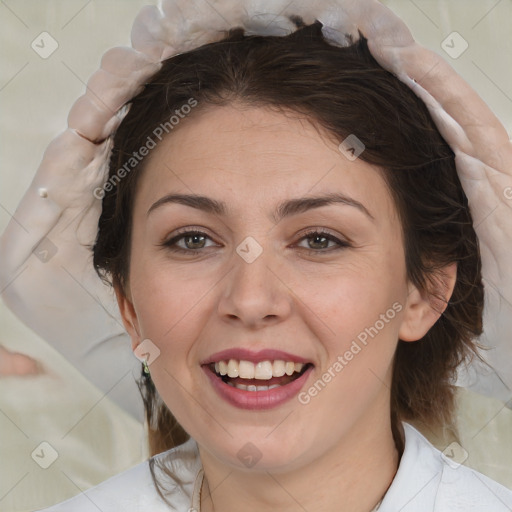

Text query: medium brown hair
(93, 20), (484, 462)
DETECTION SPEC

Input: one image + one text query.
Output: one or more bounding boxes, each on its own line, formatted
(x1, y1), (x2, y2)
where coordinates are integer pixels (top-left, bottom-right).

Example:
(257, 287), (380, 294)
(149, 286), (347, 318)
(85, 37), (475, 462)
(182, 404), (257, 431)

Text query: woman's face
(118, 103), (428, 471)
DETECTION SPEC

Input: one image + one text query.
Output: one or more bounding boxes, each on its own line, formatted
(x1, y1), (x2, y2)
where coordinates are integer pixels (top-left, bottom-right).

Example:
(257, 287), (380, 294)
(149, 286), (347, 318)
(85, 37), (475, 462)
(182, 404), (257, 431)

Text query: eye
(296, 229), (351, 253)
(160, 229), (217, 254)
(159, 227), (351, 255)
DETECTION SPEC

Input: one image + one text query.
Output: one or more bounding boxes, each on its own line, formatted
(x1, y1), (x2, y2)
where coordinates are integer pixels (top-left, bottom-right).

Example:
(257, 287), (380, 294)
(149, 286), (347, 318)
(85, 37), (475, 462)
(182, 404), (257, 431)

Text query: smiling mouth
(206, 360), (313, 391)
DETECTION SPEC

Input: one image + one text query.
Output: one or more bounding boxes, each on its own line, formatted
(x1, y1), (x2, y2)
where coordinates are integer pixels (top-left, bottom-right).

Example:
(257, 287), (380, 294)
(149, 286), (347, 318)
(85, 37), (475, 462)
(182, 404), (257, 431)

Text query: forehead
(134, 103), (395, 219)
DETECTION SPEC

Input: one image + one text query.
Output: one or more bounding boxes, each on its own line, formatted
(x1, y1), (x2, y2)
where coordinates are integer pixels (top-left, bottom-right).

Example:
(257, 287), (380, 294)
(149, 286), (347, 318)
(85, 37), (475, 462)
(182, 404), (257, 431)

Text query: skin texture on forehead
(136, 102), (397, 239)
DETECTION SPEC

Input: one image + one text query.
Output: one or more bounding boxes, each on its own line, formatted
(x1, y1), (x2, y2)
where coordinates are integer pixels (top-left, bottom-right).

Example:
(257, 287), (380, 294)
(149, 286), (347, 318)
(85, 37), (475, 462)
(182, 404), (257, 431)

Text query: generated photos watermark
(93, 97), (198, 200)
(298, 301), (403, 404)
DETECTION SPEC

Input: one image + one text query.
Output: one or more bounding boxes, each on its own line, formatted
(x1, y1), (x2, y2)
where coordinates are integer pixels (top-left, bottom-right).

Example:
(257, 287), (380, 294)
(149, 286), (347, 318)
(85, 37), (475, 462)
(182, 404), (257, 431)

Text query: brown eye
(160, 230), (217, 254)
(306, 233), (330, 250)
(182, 233), (207, 250)
(297, 229), (351, 252)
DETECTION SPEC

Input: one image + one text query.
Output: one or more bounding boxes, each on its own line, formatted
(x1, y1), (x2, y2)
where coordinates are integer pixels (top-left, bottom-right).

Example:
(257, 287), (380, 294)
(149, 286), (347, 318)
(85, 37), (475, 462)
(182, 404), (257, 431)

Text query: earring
(142, 359), (151, 378)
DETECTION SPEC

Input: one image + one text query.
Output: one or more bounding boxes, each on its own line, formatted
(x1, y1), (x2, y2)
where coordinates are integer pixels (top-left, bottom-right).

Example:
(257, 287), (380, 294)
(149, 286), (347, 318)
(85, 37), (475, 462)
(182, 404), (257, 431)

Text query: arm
(0, 43), (160, 420)
(0, 130), (143, 419)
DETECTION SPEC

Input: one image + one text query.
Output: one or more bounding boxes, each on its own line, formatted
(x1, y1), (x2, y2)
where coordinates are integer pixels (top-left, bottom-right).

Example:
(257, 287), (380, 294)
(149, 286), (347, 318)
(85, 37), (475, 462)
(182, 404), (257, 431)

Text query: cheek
(319, 280), (403, 363)
(301, 247), (405, 327)
(304, 249), (406, 371)
(128, 256), (223, 396)
(129, 250), (212, 339)
(302, 267), (405, 417)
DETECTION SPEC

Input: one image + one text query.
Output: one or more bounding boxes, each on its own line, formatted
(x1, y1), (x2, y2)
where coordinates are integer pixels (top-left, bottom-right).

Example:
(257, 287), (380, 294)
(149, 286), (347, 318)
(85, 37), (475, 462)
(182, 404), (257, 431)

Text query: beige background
(1, 1), (511, 511)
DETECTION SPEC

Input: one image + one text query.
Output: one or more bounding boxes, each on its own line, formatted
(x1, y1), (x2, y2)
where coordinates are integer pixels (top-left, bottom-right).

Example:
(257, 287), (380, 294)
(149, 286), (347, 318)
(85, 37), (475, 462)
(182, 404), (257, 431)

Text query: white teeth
(218, 360), (228, 376)
(213, 359), (306, 380)
(227, 359), (239, 378)
(239, 360), (255, 379)
(272, 360), (286, 377)
(254, 361), (273, 380)
(227, 381), (284, 391)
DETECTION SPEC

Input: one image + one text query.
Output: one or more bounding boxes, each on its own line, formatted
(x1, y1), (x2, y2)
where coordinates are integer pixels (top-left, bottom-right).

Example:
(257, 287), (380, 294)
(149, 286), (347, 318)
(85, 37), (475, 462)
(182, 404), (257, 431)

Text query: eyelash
(160, 228), (351, 255)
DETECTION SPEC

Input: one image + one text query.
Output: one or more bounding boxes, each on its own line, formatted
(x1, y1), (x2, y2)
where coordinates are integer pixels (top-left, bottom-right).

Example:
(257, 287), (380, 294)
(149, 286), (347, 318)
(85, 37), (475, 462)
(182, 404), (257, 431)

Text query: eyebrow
(147, 192), (374, 223)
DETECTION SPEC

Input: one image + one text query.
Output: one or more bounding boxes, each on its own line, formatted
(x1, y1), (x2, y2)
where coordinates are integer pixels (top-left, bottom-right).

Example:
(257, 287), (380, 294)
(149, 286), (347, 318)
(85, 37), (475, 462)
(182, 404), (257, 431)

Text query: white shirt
(38, 422), (512, 512)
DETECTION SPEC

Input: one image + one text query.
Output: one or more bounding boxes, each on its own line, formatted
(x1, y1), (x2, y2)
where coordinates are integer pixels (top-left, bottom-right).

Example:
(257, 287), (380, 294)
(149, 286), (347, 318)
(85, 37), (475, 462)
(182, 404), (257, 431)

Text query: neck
(198, 396), (401, 512)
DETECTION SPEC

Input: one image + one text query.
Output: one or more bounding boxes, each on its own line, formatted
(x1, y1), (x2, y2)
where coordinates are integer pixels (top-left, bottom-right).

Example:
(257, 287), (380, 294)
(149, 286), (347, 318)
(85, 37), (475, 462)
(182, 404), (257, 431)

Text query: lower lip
(202, 365), (314, 410)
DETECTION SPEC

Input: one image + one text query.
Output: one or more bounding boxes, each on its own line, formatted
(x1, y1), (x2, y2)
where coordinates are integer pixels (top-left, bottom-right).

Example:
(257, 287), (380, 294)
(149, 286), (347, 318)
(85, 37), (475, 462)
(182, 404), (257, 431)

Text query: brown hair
(93, 19), (484, 465)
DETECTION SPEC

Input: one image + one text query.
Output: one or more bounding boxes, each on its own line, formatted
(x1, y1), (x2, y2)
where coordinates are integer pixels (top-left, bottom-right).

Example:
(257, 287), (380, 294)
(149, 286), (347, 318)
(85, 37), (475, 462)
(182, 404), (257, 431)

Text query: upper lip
(200, 348), (312, 365)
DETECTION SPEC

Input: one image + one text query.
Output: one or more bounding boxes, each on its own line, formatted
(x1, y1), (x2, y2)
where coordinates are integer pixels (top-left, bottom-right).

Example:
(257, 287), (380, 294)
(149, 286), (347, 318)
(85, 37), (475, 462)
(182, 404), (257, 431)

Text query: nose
(217, 241), (292, 329)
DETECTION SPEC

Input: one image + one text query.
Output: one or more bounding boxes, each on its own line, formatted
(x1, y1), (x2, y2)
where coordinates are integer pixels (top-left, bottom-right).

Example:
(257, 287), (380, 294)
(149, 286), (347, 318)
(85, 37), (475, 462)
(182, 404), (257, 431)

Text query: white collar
(176, 422), (512, 511)
(379, 422), (512, 511)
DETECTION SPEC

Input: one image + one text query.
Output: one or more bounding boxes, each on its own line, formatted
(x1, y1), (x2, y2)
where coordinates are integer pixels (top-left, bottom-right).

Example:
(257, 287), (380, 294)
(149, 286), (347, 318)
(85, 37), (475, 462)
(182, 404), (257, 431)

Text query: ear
(398, 262), (457, 342)
(114, 284), (143, 352)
